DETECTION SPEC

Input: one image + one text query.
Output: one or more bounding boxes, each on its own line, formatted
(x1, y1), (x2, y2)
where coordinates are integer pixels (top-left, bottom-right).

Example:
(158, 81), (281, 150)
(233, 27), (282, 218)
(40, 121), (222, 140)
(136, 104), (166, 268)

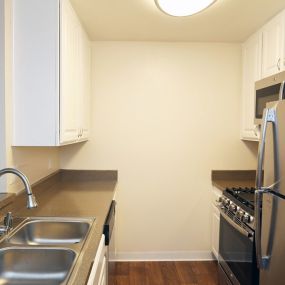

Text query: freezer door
(260, 192), (285, 285)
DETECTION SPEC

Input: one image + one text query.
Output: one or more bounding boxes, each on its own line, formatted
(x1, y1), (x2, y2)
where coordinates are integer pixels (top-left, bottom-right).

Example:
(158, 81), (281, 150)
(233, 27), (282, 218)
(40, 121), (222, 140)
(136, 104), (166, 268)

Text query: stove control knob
(217, 197), (223, 203)
(236, 210), (244, 219)
(242, 214), (251, 223)
(229, 203), (237, 212)
(223, 198), (230, 206)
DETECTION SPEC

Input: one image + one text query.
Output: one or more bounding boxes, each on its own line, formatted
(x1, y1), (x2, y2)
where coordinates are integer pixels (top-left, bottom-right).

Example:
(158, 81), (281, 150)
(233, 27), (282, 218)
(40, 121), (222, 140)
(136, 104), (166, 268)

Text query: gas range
(224, 187), (255, 216)
(218, 187), (255, 230)
(218, 187), (259, 285)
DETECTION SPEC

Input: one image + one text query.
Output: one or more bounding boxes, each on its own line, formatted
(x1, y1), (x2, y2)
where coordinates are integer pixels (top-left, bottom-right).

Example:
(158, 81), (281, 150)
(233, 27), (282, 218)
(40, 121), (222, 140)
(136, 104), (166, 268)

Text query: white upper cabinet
(13, 0), (91, 146)
(241, 9), (285, 141)
(60, 0), (81, 144)
(261, 11), (285, 78)
(241, 32), (262, 141)
(78, 26), (91, 141)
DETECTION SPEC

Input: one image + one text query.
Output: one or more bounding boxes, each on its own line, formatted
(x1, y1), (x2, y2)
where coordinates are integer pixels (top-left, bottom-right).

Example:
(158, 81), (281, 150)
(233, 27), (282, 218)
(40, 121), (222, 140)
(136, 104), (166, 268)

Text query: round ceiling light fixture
(155, 0), (217, 17)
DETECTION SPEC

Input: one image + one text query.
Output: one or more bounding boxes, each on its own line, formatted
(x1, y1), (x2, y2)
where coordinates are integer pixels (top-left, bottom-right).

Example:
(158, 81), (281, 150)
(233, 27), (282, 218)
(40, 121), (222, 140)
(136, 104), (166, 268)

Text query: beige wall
(2, 0), (60, 193)
(60, 42), (258, 259)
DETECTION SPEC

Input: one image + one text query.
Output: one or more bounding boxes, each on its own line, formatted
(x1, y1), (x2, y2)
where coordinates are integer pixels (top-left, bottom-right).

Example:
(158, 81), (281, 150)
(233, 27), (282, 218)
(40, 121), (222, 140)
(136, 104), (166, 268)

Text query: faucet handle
(4, 212), (13, 230)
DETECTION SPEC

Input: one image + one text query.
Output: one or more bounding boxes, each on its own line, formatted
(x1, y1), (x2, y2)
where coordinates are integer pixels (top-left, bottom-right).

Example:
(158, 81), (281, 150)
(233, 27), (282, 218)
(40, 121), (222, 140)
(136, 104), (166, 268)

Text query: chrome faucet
(0, 168), (38, 236)
(0, 212), (13, 235)
(0, 168), (38, 208)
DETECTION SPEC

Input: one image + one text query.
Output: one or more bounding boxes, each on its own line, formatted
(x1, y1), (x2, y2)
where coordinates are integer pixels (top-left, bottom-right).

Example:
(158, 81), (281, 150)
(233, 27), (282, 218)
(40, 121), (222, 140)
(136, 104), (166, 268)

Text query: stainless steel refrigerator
(255, 99), (285, 285)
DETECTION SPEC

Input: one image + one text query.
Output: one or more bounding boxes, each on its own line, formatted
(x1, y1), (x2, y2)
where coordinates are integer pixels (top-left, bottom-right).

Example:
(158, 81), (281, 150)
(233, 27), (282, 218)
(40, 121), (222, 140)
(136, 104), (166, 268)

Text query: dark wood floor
(110, 261), (219, 285)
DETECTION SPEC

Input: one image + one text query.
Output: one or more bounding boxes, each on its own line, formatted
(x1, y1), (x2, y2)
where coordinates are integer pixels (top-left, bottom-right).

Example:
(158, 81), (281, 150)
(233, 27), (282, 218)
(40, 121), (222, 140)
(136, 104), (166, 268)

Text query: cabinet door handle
(277, 58), (281, 71)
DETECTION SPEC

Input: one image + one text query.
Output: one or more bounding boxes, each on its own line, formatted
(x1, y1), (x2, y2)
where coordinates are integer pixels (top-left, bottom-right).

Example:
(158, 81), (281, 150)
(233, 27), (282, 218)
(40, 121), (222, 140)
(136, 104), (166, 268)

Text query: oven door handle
(219, 209), (253, 241)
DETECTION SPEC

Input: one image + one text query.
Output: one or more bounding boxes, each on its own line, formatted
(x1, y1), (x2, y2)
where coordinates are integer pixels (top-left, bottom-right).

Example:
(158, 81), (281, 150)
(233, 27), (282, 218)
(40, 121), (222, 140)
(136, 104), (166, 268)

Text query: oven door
(219, 213), (258, 285)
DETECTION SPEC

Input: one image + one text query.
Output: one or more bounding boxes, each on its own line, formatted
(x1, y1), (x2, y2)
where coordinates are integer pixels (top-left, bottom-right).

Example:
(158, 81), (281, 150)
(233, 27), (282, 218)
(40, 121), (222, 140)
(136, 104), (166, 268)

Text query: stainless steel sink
(0, 217), (95, 284)
(0, 247), (76, 285)
(8, 218), (91, 245)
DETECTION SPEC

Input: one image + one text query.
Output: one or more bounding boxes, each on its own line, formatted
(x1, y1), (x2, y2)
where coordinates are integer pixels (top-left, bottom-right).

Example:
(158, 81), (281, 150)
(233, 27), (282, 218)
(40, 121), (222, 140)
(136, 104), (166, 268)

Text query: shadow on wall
(60, 142), (87, 169)
(242, 140), (259, 163)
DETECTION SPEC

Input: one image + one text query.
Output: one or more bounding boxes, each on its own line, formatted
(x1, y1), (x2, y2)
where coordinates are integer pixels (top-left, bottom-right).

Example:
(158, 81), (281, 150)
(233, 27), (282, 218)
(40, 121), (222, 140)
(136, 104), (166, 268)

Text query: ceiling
(70, 0), (285, 42)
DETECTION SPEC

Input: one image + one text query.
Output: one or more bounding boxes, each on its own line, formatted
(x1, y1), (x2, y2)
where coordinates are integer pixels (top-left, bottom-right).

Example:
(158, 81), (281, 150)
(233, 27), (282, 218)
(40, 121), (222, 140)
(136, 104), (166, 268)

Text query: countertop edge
(211, 170), (256, 191)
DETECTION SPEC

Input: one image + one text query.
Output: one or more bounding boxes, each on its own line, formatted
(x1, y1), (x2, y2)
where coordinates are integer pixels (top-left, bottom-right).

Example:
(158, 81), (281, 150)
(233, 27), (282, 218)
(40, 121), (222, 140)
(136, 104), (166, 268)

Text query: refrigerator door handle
(255, 107), (278, 269)
(256, 108), (271, 190)
(255, 188), (270, 269)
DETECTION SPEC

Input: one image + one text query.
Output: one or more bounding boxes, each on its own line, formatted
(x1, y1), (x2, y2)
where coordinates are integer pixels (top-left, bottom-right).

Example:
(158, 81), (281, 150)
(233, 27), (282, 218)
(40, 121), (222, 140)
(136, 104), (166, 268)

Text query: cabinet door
(60, 0), (80, 144)
(241, 32), (262, 141)
(87, 235), (106, 285)
(78, 26), (91, 141)
(261, 12), (285, 78)
(212, 204), (220, 259)
(98, 256), (107, 285)
(13, 0), (60, 146)
(211, 187), (221, 260)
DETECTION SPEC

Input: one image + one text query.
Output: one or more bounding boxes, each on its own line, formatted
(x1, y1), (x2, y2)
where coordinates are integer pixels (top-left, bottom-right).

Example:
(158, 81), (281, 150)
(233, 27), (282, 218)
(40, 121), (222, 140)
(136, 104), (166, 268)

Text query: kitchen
(0, 0), (285, 284)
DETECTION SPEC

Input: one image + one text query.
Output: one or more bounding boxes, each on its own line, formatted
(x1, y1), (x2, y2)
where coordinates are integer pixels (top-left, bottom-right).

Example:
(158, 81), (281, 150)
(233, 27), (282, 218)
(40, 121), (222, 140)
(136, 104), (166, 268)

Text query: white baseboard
(111, 251), (214, 262)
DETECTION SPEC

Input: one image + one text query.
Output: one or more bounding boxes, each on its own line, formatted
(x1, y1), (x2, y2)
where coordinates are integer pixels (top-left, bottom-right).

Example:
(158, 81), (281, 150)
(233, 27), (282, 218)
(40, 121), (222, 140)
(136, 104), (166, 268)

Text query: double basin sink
(0, 217), (94, 285)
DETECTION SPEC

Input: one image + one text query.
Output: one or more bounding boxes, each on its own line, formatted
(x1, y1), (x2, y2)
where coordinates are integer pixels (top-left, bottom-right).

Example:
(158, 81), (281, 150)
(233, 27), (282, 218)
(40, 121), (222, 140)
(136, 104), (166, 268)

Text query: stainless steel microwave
(255, 71), (285, 124)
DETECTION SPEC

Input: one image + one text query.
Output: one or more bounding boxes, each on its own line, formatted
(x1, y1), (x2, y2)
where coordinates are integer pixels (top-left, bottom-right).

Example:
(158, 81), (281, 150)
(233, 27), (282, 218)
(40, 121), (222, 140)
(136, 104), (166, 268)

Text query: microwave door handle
(255, 107), (278, 269)
(279, 81), (285, 100)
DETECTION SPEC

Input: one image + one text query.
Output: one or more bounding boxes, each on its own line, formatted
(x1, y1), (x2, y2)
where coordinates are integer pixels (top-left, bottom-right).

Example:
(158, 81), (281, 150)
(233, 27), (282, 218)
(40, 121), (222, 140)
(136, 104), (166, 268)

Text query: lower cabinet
(99, 256), (107, 285)
(211, 186), (222, 259)
(212, 204), (220, 259)
(87, 235), (107, 285)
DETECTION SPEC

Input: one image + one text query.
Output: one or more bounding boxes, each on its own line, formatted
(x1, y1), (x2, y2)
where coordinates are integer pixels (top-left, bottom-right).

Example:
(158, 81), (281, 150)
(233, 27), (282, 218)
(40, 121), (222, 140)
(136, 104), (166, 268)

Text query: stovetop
(224, 187), (255, 216)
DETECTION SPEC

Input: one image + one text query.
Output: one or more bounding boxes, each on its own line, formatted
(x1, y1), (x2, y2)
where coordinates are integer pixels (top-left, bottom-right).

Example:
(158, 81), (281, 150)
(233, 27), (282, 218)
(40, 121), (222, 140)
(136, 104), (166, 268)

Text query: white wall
(62, 41), (258, 259)
(2, 0), (60, 193)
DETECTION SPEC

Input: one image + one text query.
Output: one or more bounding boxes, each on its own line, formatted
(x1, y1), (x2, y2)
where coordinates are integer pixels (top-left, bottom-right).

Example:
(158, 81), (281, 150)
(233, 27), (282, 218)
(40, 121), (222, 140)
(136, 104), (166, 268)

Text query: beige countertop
(0, 170), (118, 285)
(211, 170), (256, 191)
